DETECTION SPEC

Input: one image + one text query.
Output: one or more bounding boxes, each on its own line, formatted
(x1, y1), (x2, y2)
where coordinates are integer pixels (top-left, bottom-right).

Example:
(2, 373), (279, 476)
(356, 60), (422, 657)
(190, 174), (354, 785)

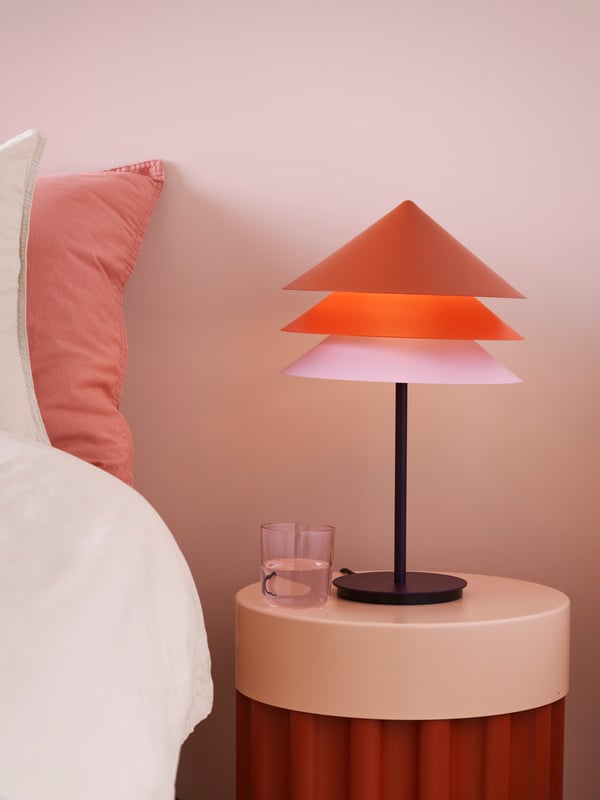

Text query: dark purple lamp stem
(394, 382), (408, 585)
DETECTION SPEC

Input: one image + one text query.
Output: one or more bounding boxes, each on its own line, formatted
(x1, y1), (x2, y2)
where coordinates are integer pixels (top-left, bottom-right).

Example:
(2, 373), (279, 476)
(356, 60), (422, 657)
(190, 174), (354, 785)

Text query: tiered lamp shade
(282, 201), (523, 387)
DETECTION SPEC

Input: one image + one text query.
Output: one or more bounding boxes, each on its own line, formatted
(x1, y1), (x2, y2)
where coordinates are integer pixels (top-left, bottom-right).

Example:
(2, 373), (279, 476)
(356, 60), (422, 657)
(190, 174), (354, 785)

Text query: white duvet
(0, 431), (213, 800)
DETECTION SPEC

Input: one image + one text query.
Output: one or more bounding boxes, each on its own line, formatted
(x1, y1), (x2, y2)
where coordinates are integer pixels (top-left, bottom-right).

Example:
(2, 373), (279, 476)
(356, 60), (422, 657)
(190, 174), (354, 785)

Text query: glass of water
(260, 522), (334, 608)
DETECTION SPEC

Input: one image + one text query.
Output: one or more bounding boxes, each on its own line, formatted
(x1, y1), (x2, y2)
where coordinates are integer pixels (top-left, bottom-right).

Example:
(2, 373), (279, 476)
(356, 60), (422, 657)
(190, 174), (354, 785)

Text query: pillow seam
(112, 171), (164, 408)
(109, 163), (165, 290)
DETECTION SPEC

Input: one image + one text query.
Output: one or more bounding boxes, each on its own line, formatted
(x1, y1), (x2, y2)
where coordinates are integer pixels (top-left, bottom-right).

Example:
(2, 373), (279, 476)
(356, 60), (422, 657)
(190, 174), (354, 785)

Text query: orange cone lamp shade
(281, 200), (523, 605)
(283, 200), (524, 298)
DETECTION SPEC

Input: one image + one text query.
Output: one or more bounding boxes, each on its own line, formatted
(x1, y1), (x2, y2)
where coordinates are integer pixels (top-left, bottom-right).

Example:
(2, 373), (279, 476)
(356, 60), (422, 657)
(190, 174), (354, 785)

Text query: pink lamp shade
(284, 201), (524, 299)
(282, 292), (522, 340)
(281, 336), (521, 385)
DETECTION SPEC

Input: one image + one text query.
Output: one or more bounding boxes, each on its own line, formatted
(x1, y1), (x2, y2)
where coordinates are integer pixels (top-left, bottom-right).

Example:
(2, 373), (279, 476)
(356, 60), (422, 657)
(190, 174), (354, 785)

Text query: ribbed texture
(237, 694), (564, 800)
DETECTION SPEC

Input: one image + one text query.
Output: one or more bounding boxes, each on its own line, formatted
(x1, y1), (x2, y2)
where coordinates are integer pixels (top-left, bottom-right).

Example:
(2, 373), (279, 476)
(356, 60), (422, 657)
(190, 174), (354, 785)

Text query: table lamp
(281, 200), (523, 605)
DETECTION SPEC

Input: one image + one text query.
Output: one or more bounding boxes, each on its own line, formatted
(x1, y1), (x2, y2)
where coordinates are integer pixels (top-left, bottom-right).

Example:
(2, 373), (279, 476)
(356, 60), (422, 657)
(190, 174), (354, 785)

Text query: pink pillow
(27, 161), (164, 485)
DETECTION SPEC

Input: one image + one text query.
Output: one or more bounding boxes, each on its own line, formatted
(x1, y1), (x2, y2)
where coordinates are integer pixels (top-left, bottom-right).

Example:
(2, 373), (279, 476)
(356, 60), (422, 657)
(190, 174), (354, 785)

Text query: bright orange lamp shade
(282, 292), (522, 340)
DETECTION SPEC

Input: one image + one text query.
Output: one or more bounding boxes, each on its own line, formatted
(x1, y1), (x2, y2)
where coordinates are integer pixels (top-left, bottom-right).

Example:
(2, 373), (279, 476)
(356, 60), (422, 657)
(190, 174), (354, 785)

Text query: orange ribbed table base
(236, 693), (565, 800)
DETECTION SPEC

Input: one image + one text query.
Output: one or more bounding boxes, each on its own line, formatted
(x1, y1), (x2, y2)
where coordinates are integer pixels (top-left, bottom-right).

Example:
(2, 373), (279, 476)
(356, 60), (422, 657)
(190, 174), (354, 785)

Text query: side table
(235, 573), (569, 800)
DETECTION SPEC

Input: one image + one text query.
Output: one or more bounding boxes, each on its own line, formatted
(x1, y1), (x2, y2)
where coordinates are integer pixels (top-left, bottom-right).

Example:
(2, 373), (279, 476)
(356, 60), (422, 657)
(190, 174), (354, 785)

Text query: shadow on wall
(121, 165), (315, 799)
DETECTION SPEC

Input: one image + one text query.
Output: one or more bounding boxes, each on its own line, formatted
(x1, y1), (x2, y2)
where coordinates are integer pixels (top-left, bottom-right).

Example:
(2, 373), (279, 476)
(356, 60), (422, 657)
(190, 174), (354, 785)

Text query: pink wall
(3, 0), (599, 797)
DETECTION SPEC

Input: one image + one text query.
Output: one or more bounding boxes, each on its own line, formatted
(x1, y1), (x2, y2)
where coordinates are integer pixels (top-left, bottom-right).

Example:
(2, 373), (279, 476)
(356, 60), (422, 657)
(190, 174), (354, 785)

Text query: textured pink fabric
(27, 161), (164, 485)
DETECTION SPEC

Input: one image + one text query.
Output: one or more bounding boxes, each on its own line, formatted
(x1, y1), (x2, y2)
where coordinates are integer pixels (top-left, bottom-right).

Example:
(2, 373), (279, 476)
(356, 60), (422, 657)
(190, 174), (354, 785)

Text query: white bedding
(0, 431), (213, 800)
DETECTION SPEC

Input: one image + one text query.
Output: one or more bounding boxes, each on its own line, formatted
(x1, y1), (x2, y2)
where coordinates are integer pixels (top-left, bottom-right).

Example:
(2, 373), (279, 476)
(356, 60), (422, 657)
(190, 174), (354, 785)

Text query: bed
(0, 129), (213, 799)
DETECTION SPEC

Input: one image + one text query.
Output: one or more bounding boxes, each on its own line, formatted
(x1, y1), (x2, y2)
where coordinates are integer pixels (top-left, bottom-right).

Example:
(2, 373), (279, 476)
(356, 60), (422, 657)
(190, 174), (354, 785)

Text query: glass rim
(260, 521), (334, 534)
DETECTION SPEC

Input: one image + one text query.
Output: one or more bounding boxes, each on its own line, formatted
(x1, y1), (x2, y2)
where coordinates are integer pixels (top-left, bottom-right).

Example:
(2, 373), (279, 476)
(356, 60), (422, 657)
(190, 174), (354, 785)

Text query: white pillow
(0, 130), (49, 442)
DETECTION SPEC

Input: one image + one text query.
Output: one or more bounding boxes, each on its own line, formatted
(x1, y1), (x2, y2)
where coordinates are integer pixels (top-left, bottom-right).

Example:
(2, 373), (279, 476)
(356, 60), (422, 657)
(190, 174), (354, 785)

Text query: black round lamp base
(333, 571), (467, 605)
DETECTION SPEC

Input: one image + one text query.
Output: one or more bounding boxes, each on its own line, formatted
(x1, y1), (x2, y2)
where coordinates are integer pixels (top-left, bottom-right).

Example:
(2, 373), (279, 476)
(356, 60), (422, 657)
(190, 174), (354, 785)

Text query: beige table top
(235, 573), (570, 719)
